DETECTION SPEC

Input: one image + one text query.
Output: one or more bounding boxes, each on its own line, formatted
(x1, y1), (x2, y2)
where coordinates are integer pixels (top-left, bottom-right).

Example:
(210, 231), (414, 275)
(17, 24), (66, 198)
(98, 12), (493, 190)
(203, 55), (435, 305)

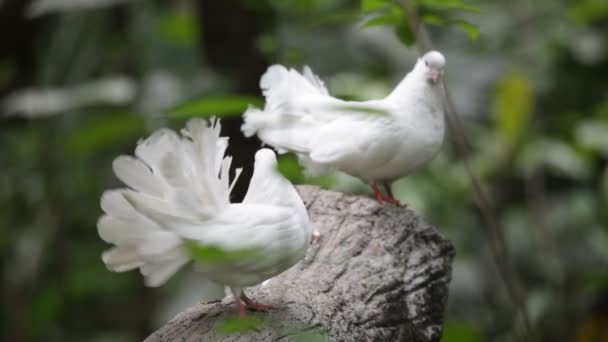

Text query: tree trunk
(145, 186), (455, 342)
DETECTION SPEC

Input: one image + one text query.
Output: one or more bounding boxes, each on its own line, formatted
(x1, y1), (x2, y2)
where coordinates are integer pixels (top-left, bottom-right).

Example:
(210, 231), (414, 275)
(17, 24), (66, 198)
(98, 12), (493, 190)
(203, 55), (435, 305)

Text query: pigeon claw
(384, 196), (401, 205)
(372, 183), (386, 204)
(371, 183), (402, 206)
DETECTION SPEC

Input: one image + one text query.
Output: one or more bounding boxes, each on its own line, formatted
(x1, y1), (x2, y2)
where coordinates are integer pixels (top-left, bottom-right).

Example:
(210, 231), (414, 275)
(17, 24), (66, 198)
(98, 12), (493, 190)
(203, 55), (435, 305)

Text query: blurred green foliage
(185, 242), (268, 265)
(216, 315), (266, 335)
(492, 70), (532, 147)
(1, 0), (607, 341)
(170, 96), (263, 119)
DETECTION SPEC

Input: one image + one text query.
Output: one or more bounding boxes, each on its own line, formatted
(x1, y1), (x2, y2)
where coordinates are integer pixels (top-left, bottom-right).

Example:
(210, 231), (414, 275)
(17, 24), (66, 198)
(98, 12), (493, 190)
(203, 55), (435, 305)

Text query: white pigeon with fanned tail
(242, 51), (447, 205)
(98, 118), (310, 312)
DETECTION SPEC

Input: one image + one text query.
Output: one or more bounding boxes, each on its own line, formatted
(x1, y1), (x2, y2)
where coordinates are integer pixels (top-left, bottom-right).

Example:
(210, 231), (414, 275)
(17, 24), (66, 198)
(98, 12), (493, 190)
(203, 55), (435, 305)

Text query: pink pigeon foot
(371, 183), (402, 205)
(371, 183), (387, 204)
(235, 298), (247, 317)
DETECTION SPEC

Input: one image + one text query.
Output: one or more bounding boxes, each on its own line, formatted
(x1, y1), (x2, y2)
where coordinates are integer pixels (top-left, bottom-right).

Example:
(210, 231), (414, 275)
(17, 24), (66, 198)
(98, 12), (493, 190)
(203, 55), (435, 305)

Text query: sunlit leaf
(517, 139), (590, 180)
(492, 71), (533, 146)
(184, 242), (267, 265)
(362, 12), (400, 27)
(216, 315), (265, 335)
(417, 0), (481, 13)
(441, 321), (482, 342)
(64, 113), (144, 155)
(4, 76), (136, 118)
(158, 11), (199, 46)
(361, 0), (389, 13)
(571, 0), (608, 24)
(361, 5), (402, 28)
(170, 95), (263, 119)
(422, 13), (446, 26)
(450, 19), (480, 41)
(575, 120), (608, 155)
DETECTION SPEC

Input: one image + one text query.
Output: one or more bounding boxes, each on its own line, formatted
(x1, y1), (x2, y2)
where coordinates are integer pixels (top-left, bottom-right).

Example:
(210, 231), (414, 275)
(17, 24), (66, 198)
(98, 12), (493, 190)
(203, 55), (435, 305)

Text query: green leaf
(361, 0), (389, 13)
(184, 242), (267, 265)
(278, 153), (306, 184)
(575, 120), (608, 155)
(256, 33), (277, 57)
(362, 12), (400, 27)
(441, 321), (482, 342)
(27, 285), (64, 339)
(517, 139), (590, 180)
(571, 0), (608, 24)
(277, 153), (335, 188)
(158, 11), (199, 46)
(64, 112), (145, 155)
(361, 5), (402, 28)
(450, 19), (480, 41)
(395, 21), (415, 46)
(492, 71), (533, 146)
(422, 13), (446, 26)
(170, 95), (262, 119)
(579, 270), (608, 290)
(417, 0), (481, 13)
(216, 315), (265, 335)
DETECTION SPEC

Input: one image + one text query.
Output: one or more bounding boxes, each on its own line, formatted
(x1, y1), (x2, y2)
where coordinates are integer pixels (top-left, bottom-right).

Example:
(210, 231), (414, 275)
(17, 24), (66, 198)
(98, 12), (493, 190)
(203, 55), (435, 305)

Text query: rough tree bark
(145, 186), (455, 342)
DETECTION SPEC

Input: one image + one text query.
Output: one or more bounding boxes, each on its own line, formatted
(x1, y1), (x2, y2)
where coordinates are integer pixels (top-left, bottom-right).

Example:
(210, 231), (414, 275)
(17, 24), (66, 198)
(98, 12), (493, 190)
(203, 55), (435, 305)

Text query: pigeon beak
(430, 70), (441, 83)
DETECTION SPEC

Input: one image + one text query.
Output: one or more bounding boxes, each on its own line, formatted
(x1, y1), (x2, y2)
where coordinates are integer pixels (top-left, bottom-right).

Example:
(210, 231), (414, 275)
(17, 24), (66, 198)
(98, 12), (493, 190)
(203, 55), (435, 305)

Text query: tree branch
(145, 186), (455, 342)
(396, 0), (535, 339)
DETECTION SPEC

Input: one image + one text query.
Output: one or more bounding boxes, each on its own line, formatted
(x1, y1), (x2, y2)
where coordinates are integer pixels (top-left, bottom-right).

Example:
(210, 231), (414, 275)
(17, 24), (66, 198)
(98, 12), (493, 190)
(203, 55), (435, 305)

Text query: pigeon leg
(382, 183), (401, 205)
(240, 290), (274, 311)
(371, 183), (386, 204)
(235, 297), (247, 316)
(229, 287), (247, 316)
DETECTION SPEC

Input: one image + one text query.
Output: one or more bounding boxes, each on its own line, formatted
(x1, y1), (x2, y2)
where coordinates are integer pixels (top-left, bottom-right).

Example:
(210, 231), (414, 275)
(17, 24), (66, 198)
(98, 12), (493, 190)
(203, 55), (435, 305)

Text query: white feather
(112, 156), (166, 196)
(241, 51), (447, 185)
(98, 118), (310, 293)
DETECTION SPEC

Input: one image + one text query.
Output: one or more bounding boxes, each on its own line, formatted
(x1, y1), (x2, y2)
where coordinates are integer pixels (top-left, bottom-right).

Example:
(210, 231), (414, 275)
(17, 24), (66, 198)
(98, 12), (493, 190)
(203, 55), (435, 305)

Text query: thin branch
(396, 0), (535, 339)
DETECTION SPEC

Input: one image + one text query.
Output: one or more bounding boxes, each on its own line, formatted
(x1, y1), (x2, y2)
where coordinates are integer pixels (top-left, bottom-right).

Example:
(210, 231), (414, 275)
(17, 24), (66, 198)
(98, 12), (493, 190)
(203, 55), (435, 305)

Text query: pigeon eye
(424, 60), (429, 67)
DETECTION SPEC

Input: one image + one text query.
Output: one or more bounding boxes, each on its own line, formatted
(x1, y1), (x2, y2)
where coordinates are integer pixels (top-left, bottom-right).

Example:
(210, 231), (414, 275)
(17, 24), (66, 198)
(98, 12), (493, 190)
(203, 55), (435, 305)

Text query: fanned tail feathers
(99, 118), (241, 287)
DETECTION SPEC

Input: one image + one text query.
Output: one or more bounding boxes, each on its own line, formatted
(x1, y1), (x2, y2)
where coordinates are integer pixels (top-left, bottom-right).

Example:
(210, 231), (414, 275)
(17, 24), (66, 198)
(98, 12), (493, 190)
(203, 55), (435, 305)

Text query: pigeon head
(254, 148), (278, 170)
(421, 51), (446, 84)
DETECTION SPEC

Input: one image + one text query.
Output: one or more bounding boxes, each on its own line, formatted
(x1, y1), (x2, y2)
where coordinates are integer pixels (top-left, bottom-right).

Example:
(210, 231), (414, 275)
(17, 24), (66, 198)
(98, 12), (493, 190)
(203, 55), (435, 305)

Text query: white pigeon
(242, 51), (447, 204)
(98, 118), (310, 312)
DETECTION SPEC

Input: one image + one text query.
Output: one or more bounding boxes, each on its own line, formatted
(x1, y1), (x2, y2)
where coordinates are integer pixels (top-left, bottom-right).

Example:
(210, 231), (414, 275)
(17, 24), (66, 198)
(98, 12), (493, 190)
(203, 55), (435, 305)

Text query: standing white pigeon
(241, 51), (447, 204)
(98, 118), (310, 312)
